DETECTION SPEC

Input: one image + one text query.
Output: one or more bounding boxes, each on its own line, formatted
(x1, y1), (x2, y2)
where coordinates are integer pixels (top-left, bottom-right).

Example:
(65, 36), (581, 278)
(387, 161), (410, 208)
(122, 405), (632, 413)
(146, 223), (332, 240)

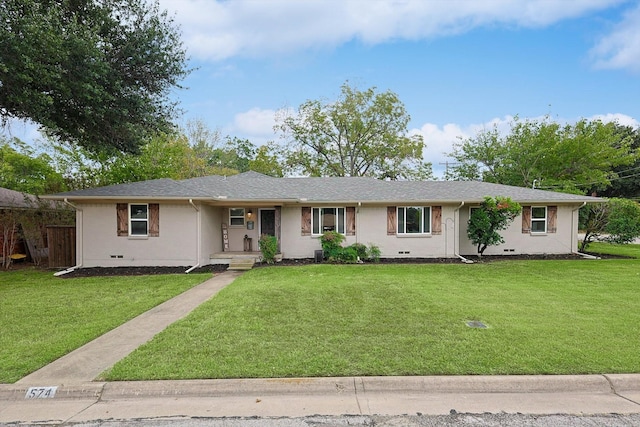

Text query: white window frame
(312, 207), (345, 235)
(129, 203), (149, 236)
(397, 206), (431, 235)
(531, 206), (547, 233)
(229, 207), (246, 227)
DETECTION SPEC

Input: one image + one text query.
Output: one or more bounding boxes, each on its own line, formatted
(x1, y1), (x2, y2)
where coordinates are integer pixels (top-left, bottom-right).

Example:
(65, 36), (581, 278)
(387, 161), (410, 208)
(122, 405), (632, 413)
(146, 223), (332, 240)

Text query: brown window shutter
(431, 206), (442, 235)
(117, 203), (128, 236)
(346, 207), (356, 236)
(301, 207), (311, 236)
(275, 206), (282, 252)
(521, 206), (531, 233)
(149, 203), (160, 237)
(547, 206), (557, 233)
(387, 206), (396, 235)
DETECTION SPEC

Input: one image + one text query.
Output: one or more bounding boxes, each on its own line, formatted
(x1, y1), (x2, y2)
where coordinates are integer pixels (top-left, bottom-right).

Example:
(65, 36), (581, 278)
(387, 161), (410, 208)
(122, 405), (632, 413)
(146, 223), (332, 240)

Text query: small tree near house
(468, 196), (522, 257)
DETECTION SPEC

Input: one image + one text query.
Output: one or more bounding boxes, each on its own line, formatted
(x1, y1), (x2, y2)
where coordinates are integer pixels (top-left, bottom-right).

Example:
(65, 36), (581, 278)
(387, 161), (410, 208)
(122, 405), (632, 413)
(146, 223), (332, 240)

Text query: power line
(537, 171), (640, 190)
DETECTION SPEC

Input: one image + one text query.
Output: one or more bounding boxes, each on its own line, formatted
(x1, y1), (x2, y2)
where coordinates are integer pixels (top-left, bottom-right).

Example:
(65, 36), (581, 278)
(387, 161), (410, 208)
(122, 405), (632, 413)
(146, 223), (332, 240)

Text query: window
(531, 206), (547, 233)
(312, 207), (345, 235)
(229, 208), (245, 226)
(397, 206), (431, 234)
(129, 204), (148, 236)
(117, 203), (159, 237)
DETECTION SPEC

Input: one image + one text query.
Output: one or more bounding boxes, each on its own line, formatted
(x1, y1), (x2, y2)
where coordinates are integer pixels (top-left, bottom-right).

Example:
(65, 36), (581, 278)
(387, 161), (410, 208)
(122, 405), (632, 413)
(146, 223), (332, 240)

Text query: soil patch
(58, 264), (227, 278)
(20, 252), (627, 278)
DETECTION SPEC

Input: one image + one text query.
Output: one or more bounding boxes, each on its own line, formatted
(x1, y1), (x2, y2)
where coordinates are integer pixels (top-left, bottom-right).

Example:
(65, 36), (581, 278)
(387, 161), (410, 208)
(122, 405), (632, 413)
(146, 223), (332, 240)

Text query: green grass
(0, 268), (210, 383)
(585, 242), (640, 259)
(105, 259), (640, 380)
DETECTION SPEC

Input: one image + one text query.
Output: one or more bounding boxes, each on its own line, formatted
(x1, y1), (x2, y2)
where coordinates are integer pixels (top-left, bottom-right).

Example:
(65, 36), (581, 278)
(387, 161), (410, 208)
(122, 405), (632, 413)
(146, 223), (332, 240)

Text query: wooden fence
(47, 226), (76, 268)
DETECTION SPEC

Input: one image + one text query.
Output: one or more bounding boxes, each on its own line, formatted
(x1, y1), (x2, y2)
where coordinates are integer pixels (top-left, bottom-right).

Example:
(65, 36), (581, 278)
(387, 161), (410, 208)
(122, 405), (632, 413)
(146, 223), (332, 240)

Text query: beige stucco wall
(77, 203), (198, 267)
(280, 204), (580, 259)
(74, 201), (582, 267)
(200, 204), (222, 260)
(280, 205), (458, 259)
(458, 204), (580, 256)
(217, 207), (259, 252)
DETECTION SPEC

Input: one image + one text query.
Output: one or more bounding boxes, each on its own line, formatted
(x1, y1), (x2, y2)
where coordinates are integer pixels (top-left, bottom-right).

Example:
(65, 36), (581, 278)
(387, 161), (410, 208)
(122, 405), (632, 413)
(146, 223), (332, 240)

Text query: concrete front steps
(210, 251), (284, 270)
(227, 258), (256, 270)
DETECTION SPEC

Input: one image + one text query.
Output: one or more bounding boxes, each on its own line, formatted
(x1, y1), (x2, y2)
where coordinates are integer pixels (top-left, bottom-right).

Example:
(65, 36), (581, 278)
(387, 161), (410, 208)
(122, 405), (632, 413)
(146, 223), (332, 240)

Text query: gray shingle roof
(0, 187), (60, 209)
(0, 187), (38, 208)
(49, 178), (211, 199)
(45, 172), (601, 204)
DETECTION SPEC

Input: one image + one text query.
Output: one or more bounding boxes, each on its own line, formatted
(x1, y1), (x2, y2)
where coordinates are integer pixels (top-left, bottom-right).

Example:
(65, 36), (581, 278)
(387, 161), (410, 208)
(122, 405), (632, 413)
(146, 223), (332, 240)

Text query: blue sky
(6, 0), (640, 177)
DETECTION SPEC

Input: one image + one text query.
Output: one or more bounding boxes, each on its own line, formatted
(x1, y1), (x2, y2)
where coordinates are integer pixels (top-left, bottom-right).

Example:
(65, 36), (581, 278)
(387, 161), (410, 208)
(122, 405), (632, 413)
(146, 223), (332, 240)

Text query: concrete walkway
(16, 270), (243, 385)
(2, 268), (640, 424)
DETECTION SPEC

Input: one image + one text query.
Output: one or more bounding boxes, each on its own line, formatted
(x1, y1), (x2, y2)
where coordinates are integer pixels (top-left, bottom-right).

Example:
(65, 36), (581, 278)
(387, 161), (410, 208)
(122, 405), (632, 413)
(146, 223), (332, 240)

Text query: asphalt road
(40, 413), (640, 426)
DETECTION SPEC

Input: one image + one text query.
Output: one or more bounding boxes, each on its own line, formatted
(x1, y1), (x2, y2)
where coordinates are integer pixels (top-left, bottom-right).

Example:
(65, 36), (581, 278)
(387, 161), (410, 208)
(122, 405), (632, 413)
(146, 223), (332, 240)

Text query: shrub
(320, 234), (381, 264)
(367, 244), (381, 263)
(334, 246), (358, 263)
(320, 231), (345, 259)
(259, 234), (278, 264)
(350, 243), (368, 260)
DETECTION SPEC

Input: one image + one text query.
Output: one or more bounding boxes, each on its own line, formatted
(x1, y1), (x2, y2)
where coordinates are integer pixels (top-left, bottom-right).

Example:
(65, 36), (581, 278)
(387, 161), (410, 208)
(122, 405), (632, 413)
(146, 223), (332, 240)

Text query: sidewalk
(1, 375), (640, 424)
(1, 269), (640, 424)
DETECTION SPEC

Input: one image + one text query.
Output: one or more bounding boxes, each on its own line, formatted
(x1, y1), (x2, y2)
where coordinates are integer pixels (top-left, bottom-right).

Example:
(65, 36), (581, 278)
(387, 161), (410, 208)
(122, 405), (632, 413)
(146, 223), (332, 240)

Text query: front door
(260, 209), (276, 236)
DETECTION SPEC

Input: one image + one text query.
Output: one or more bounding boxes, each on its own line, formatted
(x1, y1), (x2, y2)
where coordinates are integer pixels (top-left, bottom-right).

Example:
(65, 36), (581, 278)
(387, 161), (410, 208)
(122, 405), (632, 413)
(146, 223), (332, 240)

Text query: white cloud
(590, 3), (640, 72)
(159, 0), (621, 61)
(232, 107), (278, 138)
(588, 113), (639, 127)
(411, 115), (519, 177)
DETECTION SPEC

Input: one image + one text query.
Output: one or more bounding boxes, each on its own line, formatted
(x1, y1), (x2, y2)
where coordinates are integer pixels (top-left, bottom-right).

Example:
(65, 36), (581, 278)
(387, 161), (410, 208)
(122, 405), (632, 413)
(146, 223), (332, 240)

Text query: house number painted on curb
(25, 386), (57, 399)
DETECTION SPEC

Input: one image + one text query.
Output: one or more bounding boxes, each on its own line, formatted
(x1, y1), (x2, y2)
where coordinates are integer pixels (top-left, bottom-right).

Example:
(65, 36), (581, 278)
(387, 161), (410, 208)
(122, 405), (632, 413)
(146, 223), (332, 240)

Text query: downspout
(356, 202), (361, 245)
(356, 202), (364, 263)
(185, 199), (202, 273)
(53, 198), (83, 276)
(572, 202), (600, 259)
(454, 201), (474, 264)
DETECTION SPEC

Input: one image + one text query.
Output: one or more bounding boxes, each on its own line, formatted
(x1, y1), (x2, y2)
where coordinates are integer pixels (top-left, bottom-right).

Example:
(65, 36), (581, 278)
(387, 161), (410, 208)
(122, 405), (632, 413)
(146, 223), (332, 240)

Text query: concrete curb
(0, 374), (631, 401)
(2, 375), (640, 423)
(606, 374), (640, 392)
(0, 382), (105, 401)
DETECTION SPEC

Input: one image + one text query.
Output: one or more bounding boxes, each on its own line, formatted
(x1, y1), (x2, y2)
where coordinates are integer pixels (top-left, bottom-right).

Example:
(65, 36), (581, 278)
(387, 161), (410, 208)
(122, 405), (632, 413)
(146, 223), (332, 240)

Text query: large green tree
(447, 117), (636, 194)
(0, 0), (189, 154)
(0, 137), (65, 194)
(45, 133), (238, 189)
(276, 82), (431, 180)
(596, 125), (640, 199)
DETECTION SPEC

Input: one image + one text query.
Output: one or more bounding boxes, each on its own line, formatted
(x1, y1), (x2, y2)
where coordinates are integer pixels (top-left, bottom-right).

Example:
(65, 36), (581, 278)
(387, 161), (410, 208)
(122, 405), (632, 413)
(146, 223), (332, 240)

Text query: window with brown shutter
(301, 207), (311, 236)
(547, 206), (557, 233)
(117, 203), (128, 236)
(431, 206), (442, 235)
(387, 206), (396, 235)
(117, 203), (160, 237)
(346, 207), (356, 236)
(521, 206), (531, 233)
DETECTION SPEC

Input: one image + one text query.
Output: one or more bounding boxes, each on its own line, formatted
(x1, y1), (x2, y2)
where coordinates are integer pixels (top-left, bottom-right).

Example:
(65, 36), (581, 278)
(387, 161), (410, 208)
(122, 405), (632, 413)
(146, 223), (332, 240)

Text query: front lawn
(585, 242), (640, 259)
(0, 268), (210, 383)
(105, 257), (640, 380)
